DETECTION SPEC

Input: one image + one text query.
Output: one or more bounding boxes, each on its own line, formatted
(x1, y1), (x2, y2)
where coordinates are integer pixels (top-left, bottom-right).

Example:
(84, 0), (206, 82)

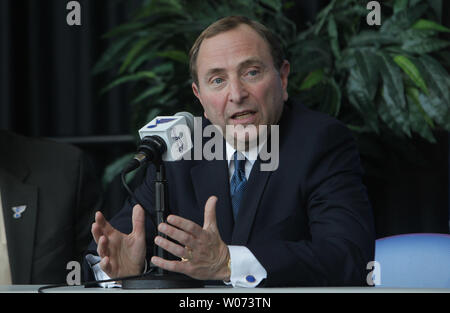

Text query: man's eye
(212, 77), (224, 85)
(246, 70), (260, 77)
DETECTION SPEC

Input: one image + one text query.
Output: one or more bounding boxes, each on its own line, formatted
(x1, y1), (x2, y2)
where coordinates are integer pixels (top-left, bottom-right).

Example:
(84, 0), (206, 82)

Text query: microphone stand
(121, 162), (204, 289)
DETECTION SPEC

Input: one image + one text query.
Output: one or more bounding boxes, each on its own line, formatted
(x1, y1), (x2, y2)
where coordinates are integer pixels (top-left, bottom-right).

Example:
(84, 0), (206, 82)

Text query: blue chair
(372, 233), (450, 288)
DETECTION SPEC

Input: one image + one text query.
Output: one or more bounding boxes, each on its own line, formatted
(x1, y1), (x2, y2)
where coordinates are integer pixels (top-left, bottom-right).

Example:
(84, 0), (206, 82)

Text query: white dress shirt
(223, 140), (267, 287)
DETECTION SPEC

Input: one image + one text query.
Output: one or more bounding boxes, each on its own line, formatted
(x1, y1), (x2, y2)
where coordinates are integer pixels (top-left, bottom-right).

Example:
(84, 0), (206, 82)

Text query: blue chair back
(373, 233), (450, 288)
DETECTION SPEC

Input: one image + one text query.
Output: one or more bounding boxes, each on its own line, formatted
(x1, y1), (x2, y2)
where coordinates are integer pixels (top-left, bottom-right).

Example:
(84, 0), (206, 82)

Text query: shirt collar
(225, 140), (260, 167)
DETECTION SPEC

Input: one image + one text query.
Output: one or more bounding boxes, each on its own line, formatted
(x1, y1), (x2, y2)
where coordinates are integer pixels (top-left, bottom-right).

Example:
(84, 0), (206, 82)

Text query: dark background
(1, 0), (449, 237)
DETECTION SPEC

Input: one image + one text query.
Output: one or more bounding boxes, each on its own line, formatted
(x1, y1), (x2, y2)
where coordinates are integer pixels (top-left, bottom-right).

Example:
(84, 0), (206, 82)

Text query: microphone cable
(37, 266), (157, 293)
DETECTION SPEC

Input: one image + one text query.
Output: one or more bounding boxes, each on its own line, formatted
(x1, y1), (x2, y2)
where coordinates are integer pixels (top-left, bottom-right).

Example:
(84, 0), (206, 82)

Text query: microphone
(123, 111), (194, 174)
(118, 110), (204, 289)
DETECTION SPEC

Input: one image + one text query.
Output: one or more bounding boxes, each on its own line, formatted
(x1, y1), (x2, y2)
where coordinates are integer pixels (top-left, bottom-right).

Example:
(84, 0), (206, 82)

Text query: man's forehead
(196, 25), (271, 74)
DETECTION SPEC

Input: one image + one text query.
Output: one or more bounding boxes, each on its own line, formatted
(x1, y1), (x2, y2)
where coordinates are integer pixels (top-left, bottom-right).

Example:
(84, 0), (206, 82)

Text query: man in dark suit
(89, 16), (375, 287)
(0, 130), (102, 284)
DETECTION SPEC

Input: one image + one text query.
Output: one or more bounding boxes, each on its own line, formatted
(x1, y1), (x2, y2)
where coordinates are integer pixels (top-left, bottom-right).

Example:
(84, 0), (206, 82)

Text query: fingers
(91, 207), (146, 279)
(91, 211), (112, 244)
(203, 196), (218, 230)
(157, 222), (195, 247)
(91, 211), (101, 243)
(92, 213), (114, 263)
(157, 196), (218, 246)
(97, 235), (108, 258)
(158, 214), (202, 247)
(151, 196), (225, 281)
(151, 256), (185, 273)
(97, 235), (115, 276)
(131, 204), (146, 237)
(165, 214), (203, 238)
(99, 256), (112, 275)
(154, 236), (185, 259)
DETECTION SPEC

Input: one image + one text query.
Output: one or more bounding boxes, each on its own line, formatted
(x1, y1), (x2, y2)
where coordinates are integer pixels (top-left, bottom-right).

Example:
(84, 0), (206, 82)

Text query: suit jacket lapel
(190, 142), (273, 245)
(231, 158), (272, 245)
(231, 104), (291, 244)
(191, 159), (234, 244)
(0, 168), (38, 284)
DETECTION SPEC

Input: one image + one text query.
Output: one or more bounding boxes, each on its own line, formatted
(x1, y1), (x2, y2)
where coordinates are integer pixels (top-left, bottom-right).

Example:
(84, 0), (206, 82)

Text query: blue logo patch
(147, 118), (176, 128)
(12, 205), (27, 219)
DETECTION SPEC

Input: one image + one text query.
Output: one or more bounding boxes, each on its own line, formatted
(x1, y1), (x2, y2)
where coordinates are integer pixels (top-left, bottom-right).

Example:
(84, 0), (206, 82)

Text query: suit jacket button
(246, 275), (256, 283)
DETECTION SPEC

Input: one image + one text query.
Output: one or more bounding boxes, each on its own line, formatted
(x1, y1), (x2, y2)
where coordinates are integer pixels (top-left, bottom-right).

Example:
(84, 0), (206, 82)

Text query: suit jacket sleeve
(247, 120), (375, 287)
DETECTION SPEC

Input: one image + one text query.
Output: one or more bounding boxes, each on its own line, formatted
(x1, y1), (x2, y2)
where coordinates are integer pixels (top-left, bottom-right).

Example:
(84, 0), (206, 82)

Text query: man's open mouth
(231, 110), (256, 120)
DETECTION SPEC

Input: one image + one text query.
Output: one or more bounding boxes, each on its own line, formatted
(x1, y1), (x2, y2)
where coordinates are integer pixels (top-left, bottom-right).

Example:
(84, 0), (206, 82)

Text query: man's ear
(192, 82), (208, 119)
(280, 60), (290, 101)
(192, 81), (200, 100)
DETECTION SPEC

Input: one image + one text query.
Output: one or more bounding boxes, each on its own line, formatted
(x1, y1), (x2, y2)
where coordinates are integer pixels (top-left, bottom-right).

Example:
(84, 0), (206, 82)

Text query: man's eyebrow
(204, 68), (226, 80)
(237, 58), (265, 70)
(202, 58), (266, 82)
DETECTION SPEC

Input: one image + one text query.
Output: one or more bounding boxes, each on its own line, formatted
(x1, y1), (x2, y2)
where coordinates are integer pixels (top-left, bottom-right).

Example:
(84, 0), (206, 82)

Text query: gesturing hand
(91, 204), (147, 279)
(151, 196), (231, 281)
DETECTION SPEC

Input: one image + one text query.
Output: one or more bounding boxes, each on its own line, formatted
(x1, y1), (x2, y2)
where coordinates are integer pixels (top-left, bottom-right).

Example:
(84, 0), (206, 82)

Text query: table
(0, 285), (448, 293)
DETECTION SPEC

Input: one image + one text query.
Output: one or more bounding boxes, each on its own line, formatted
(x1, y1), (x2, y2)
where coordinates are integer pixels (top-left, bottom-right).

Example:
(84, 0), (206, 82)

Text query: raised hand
(150, 196), (230, 281)
(91, 204), (147, 278)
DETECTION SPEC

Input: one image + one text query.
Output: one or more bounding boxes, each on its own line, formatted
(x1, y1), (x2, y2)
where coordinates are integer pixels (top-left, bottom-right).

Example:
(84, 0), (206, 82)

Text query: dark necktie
(230, 151), (247, 220)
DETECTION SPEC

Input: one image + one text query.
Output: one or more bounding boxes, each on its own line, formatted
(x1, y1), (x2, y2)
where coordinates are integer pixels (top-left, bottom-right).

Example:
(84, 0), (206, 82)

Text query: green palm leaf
(378, 53), (411, 137)
(393, 55), (428, 95)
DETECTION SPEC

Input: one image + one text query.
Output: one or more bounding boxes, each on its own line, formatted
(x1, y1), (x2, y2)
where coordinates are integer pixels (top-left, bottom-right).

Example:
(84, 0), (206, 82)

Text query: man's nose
(228, 78), (249, 104)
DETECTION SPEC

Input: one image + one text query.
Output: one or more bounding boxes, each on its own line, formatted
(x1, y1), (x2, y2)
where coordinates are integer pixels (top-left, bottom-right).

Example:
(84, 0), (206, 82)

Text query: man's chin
(224, 128), (259, 151)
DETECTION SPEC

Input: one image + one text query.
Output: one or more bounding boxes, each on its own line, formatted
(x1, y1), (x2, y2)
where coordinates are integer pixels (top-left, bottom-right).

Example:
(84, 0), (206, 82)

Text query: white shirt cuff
(225, 245), (267, 288)
(85, 254), (121, 288)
